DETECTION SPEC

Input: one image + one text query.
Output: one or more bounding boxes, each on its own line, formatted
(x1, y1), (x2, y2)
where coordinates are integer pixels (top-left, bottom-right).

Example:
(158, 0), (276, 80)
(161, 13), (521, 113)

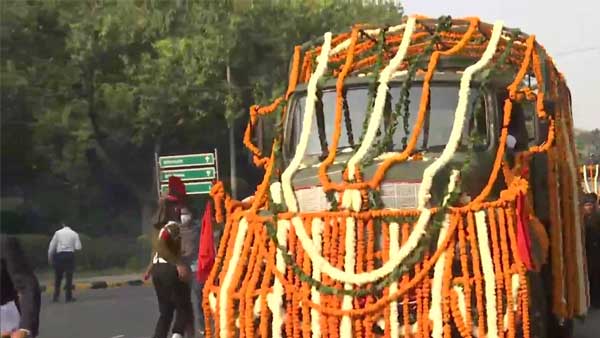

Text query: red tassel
(160, 228), (171, 241)
(516, 193), (533, 270)
(197, 200), (216, 283)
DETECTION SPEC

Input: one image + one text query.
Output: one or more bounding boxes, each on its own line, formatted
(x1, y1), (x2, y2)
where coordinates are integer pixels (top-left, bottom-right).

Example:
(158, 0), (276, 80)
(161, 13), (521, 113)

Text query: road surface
(40, 285), (599, 338)
(40, 286), (157, 338)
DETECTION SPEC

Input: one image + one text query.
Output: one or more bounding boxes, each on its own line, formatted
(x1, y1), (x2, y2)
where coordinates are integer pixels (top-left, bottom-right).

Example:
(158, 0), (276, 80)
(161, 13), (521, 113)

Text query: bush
(13, 233), (150, 272)
(12, 234), (51, 270)
(77, 236), (144, 271)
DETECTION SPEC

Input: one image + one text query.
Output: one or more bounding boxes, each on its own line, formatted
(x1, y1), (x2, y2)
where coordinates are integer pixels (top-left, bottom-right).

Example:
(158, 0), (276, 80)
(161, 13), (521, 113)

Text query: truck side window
(521, 101), (536, 145)
(508, 103), (529, 151)
(497, 92), (531, 151)
(462, 93), (487, 147)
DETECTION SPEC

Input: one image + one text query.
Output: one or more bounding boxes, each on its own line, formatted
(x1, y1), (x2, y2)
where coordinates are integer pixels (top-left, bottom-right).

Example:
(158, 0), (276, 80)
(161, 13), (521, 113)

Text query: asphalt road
(40, 286), (157, 338)
(39, 285), (600, 338)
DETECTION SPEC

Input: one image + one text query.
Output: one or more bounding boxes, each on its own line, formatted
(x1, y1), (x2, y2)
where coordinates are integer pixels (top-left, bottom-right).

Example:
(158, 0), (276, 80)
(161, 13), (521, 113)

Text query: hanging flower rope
(203, 14), (585, 338)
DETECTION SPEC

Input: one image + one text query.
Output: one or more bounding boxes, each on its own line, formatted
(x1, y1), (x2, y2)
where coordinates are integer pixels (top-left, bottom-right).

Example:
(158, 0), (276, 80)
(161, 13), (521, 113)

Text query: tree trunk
(142, 139), (162, 234)
(140, 198), (156, 235)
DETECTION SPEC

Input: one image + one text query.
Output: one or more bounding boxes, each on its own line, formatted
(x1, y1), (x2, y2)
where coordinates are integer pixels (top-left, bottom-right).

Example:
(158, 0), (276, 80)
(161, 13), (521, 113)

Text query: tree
(1, 0), (403, 235)
(577, 128), (600, 164)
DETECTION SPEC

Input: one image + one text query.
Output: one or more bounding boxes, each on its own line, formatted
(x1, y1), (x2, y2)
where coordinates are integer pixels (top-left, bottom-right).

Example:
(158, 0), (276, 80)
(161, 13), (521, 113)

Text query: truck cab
(205, 16), (585, 338)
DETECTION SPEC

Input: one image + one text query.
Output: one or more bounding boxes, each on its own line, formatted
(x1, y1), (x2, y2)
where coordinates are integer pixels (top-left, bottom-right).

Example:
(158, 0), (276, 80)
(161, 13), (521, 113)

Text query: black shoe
(52, 297), (59, 303)
(66, 297), (76, 303)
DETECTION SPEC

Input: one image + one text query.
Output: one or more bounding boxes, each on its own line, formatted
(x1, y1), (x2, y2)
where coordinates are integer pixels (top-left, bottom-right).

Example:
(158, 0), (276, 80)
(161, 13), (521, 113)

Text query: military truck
(203, 16), (586, 338)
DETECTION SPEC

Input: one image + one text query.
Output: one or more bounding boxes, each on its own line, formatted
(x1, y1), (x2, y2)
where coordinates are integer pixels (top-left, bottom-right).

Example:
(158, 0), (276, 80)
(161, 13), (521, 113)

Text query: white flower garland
(503, 274), (520, 331)
(253, 296), (262, 318)
(267, 220), (290, 338)
(329, 24), (406, 56)
(347, 16), (416, 180)
(475, 210), (498, 338)
(417, 20), (504, 210)
(341, 189), (362, 212)
(403, 323), (419, 336)
(453, 285), (483, 337)
(270, 182), (283, 204)
(275, 33), (330, 337)
(377, 317), (386, 330)
(443, 170), (460, 206)
(289, 21), (504, 286)
(388, 222), (401, 338)
(291, 169), (450, 286)
(559, 119), (587, 315)
(453, 285), (467, 320)
(218, 217), (249, 338)
(281, 32), (332, 213)
(391, 70), (409, 80)
(583, 165), (592, 193)
(209, 292), (217, 312)
(340, 216), (357, 338)
(310, 218), (324, 338)
(594, 164), (598, 194)
(291, 209), (430, 285)
(429, 215), (451, 338)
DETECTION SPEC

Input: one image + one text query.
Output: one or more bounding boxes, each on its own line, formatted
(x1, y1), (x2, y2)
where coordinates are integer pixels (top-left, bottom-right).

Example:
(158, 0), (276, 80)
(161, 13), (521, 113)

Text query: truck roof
(290, 16), (563, 90)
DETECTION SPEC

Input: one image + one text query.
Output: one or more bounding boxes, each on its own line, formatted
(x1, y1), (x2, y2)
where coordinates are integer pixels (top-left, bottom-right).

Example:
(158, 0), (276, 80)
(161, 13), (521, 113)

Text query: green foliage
(13, 234), (51, 271)
(577, 128), (600, 163)
(1, 0), (403, 236)
(14, 233), (148, 271)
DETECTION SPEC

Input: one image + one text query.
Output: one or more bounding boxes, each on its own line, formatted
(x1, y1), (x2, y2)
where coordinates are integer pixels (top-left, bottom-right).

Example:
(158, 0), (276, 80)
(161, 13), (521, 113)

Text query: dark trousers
(53, 251), (75, 301)
(152, 262), (193, 338)
(588, 254), (600, 307)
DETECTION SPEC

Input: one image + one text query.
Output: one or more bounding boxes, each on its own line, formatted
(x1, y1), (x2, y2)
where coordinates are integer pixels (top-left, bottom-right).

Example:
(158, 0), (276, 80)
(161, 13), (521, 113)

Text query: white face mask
(181, 214), (192, 225)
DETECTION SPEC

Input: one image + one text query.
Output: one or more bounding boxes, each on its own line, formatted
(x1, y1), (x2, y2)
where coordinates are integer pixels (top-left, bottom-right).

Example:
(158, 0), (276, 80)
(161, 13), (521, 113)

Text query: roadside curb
(41, 279), (151, 293)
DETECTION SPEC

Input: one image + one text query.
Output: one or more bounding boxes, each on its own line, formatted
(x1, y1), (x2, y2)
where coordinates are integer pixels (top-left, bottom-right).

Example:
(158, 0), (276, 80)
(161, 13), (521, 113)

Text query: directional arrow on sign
(159, 153), (214, 168)
(160, 168), (215, 182)
(161, 181), (212, 195)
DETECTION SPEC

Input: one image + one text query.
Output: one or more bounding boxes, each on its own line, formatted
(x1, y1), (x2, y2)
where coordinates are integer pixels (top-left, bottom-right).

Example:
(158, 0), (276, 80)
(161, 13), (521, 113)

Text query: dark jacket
(0, 235), (41, 336)
(148, 198), (186, 266)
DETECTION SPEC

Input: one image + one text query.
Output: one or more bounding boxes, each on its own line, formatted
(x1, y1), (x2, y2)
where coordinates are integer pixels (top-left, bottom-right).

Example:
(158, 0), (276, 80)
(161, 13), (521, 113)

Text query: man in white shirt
(47, 223), (82, 303)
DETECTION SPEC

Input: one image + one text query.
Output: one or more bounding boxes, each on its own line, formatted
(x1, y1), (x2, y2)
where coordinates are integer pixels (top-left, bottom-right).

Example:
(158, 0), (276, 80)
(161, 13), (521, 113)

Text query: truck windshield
(288, 84), (485, 156)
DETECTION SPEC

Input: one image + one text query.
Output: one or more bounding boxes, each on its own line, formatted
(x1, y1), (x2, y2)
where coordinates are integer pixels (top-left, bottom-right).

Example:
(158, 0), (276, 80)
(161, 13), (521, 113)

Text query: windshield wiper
(421, 88), (431, 151)
(342, 89), (355, 147)
(315, 91), (329, 159)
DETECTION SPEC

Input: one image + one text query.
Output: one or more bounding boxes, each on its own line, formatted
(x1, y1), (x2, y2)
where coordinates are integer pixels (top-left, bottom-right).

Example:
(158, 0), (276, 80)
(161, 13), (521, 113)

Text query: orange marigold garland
(203, 15), (583, 338)
(466, 213), (485, 338)
(487, 208), (506, 338)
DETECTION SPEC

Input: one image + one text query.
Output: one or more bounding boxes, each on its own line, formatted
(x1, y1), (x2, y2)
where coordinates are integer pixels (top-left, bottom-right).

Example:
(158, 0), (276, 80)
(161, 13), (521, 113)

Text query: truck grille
(294, 182), (421, 212)
(295, 186), (331, 212)
(380, 182), (421, 210)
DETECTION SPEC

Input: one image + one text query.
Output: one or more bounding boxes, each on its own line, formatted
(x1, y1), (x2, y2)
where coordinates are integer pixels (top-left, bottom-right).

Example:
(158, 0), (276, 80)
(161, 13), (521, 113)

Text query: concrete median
(40, 276), (151, 293)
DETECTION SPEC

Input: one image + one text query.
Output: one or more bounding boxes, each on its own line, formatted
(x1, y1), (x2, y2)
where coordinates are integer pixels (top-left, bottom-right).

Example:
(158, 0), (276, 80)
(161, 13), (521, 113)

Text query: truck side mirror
(256, 118), (265, 154)
(543, 100), (555, 117)
(256, 117), (277, 156)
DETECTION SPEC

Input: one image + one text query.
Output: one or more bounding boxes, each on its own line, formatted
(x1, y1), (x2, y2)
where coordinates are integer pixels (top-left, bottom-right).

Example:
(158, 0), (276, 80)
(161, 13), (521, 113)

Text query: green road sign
(159, 153), (214, 168)
(161, 181), (213, 195)
(160, 168), (215, 182)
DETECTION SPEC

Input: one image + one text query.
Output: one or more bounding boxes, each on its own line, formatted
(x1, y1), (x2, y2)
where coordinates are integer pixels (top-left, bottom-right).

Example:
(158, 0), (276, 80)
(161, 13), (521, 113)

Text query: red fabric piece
(168, 176), (187, 201)
(516, 192), (534, 270)
(160, 228), (170, 241)
(197, 201), (216, 283)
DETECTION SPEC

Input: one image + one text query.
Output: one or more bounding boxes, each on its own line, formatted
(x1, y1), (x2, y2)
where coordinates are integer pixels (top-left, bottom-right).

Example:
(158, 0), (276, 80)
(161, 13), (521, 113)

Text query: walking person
(1, 234), (41, 338)
(144, 176), (194, 338)
(583, 193), (600, 307)
(47, 222), (82, 303)
(179, 203), (204, 337)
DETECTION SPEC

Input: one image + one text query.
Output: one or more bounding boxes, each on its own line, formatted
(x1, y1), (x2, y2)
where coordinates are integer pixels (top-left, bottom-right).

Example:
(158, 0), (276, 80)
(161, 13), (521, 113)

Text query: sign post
(157, 150), (219, 196)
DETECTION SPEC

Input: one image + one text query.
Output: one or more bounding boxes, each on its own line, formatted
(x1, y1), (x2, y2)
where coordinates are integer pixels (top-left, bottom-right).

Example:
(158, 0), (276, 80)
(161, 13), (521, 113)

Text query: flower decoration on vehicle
(202, 14), (585, 338)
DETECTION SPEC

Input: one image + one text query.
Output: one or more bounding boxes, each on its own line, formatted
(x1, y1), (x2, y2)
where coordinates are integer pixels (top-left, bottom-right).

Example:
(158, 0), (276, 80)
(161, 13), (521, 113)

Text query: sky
(401, 0), (600, 130)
